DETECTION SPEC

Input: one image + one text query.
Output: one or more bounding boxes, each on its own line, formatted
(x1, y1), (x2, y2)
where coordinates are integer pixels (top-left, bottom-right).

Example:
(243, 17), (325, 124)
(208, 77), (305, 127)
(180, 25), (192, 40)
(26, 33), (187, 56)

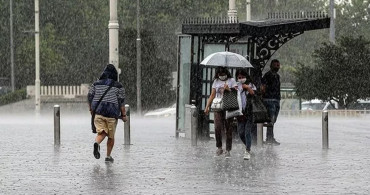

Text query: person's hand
(204, 106), (210, 115)
(122, 115), (128, 122)
(224, 84), (230, 91)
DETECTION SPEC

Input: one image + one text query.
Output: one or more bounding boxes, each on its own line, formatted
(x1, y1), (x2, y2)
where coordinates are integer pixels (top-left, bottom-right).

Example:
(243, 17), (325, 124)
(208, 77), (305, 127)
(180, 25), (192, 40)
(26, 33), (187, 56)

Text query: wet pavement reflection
(1, 112), (370, 194)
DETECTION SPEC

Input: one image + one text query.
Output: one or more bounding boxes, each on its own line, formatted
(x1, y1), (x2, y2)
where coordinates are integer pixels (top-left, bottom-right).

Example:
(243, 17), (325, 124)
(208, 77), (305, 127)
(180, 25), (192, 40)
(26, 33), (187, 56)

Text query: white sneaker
(225, 151), (231, 159)
(243, 150), (251, 160)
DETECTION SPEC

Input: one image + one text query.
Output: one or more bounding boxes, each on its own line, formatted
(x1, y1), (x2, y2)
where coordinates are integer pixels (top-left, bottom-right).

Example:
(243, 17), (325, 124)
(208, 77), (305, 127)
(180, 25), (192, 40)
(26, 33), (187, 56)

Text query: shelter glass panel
(229, 43), (249, 59)
(177, 35), (191, 132)
(203, 44), (225, 60)
(193, 36), (199, 63)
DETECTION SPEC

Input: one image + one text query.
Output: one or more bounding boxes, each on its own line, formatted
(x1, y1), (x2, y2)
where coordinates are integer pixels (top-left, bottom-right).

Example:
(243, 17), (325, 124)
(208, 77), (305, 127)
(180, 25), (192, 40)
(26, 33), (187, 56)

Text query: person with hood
(88, 64), (127, 162)
(261, 59), (281, 145)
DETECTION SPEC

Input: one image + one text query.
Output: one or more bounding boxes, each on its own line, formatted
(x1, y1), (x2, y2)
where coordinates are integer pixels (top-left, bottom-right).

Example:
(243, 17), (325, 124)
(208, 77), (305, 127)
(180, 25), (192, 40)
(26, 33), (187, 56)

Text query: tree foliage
(0, 0), (229, 109)
(1, 0), (370, 110)
(293, 36), (370, 108)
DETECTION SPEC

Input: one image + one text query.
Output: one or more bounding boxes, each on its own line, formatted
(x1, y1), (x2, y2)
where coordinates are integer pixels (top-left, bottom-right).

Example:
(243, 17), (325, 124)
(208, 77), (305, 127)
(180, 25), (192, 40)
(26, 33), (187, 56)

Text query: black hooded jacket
(88, 64), (125, 118)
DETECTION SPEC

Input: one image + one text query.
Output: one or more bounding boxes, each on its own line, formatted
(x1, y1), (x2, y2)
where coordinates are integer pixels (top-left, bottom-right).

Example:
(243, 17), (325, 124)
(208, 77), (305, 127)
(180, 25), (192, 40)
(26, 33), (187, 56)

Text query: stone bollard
(54, 105), (60, 146)
(124, 104), (131, 145)
(190, 105), (198, 146)
(257, 123), (263, 147)
(322, 110), (329, 149)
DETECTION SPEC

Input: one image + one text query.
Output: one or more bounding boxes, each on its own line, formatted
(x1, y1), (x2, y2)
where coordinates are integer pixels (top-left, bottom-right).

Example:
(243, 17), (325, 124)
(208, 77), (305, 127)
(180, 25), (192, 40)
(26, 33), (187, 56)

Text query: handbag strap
(93, 84), (113, 113)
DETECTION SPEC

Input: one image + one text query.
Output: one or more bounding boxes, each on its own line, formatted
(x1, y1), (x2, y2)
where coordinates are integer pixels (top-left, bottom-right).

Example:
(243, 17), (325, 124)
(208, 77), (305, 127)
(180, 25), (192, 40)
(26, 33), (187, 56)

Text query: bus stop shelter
(176, 12), (330, 138)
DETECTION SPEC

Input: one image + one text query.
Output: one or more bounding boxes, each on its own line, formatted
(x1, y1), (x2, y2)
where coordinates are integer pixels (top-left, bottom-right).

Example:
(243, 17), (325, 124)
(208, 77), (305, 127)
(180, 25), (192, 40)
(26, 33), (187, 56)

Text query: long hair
(235, 68), (253, 84)
(214, 66), (232, 80)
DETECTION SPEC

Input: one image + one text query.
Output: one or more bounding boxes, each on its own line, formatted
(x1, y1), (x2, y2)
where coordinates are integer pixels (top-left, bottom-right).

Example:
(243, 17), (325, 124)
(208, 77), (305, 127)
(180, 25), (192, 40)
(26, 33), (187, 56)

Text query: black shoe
(266, 138), (280, 146)
(105, 156), (114, 163)
(93, 142), (100, 159)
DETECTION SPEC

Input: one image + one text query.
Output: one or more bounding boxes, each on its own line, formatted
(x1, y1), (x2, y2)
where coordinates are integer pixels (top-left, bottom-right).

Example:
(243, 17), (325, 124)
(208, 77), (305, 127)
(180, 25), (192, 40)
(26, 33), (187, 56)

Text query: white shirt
(238, 82), (256, 110)
(212, 78), (237, 98)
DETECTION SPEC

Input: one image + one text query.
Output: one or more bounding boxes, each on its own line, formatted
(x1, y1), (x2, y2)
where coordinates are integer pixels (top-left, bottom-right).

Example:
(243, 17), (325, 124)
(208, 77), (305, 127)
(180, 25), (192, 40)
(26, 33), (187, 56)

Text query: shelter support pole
(257, 123), (263, 147)
(191, 105), (198, 146)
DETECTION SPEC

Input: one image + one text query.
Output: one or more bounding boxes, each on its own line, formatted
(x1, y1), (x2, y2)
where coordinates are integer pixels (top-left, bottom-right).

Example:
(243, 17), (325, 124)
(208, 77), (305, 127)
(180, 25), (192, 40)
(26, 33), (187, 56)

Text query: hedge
(0, 89), (27, 106)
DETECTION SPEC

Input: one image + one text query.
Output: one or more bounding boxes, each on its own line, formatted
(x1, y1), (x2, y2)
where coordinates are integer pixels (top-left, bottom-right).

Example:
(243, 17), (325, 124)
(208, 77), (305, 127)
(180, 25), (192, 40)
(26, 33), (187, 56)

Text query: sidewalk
(0, 110), (369, 194)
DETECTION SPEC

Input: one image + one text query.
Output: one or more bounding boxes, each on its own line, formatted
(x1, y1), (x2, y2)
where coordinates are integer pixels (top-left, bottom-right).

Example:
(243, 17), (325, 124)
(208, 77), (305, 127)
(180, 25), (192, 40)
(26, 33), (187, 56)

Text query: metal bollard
(322, 110), (329, 149)
(190, 105), (198, 146)
(257, 123), (263, 147)
(54, 105), (60, 146)
(124, 104), (131, 145)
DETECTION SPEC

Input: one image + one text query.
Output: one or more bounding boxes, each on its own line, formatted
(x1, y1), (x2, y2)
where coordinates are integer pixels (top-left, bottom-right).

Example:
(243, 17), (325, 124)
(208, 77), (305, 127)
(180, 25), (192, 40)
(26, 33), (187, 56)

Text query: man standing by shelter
(261, 59), (281, 145)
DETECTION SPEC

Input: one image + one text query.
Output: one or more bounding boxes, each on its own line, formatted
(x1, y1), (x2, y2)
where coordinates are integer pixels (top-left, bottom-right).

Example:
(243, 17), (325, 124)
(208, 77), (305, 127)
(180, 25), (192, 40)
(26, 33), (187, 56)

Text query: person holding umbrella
(201, 51), (253, 158)
(204, 67), (237, 158)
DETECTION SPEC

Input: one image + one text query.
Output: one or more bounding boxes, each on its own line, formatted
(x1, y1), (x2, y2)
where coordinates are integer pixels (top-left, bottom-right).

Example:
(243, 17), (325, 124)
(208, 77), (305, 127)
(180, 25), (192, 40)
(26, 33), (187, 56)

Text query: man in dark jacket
(261, 59), (281, 145)
(88, 64), (127, 162)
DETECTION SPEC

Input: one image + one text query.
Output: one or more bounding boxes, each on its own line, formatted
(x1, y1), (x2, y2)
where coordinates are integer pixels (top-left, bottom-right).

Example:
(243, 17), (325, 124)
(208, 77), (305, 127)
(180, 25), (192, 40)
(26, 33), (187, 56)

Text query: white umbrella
(200, 51), (253, 68)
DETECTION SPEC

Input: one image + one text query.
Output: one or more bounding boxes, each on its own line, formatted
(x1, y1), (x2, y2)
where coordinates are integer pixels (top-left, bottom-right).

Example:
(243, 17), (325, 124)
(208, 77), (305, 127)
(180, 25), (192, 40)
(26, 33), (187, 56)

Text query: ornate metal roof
(182, 12), (330, 37)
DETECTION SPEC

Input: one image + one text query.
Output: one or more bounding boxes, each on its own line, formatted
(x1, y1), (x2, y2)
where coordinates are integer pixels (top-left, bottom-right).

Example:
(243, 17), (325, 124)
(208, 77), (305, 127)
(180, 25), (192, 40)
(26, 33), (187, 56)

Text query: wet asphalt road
(1, 110), (369, 194)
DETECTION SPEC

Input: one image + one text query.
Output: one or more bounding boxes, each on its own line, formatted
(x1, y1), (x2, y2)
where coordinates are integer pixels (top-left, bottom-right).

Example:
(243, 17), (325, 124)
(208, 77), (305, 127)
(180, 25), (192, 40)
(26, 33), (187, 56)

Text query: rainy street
(1, 104), (369, 194)
(1, 0), (370, 194)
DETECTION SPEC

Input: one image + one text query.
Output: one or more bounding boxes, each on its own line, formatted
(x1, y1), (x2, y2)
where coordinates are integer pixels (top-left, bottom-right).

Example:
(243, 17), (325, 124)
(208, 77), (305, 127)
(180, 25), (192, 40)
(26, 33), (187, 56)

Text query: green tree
(293, 36), (370, 108)
(336, 0), (370, 40)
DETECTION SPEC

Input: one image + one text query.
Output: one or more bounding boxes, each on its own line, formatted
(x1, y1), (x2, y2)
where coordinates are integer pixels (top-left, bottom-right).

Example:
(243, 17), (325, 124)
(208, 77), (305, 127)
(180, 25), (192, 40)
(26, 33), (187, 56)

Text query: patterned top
(88, 64), (125, 119)
(88, 79), (125, 119)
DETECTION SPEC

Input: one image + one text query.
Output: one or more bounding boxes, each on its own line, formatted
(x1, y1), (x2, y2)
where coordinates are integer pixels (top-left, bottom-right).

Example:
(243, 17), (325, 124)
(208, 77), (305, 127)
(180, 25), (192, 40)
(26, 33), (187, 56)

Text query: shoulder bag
(91, 85), (113, 133)
(211, 97), (223, 112)
(222, 88), (239, 111)
(251, 95), (271, 123)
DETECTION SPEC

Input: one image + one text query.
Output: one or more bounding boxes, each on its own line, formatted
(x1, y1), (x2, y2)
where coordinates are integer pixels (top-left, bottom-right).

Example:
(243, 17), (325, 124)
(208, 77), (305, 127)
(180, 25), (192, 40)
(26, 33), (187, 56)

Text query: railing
(268, 11), (328, 19)
(26, 84), (89, 98)
(183, 16), (239, 24)
(40, 85), (84, 96)
(183, 11), (328, 25)
(279, 109), (370, 118)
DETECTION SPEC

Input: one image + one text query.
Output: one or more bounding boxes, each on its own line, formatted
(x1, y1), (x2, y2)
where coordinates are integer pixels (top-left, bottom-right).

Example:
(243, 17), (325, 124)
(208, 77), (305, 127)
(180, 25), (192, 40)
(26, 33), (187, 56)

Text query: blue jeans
(263, 99), (280, 140)
(237, 115), (253, 151)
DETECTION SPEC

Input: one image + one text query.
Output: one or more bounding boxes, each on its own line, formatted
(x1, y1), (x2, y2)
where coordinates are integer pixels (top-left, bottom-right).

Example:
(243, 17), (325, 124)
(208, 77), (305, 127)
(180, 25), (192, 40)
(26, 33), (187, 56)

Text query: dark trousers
(264, 99), (280, 140)
(214, 111), (233, 151)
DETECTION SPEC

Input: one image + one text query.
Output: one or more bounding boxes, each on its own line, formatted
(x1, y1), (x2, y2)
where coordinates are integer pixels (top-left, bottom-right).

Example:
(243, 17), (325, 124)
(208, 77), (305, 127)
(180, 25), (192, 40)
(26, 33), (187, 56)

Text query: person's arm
(260, 84), (266, 96)
(231, 78), (238, 90)
(204, 88), (216, 115)
(261, 74), (267, 96)
(224, 82), (231, 91)
(118, 86), (127, 122)
(242, 84), (255, 95)
(225, 78), (238, 91)
(87, 84), (95, 115)
(120, 106), (127, 122)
